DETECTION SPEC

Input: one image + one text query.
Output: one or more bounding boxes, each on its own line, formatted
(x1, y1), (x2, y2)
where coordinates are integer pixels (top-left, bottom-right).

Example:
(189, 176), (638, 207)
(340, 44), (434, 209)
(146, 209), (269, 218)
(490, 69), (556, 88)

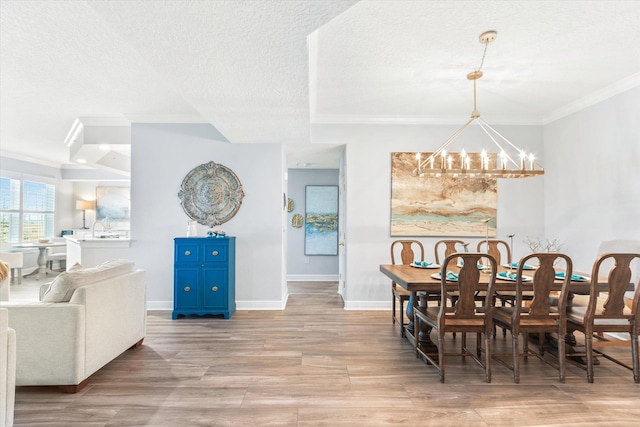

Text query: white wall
(311, 123), (545, 309)
(543, 87), (640, 273)
(287, 168), (339, 280)
(130, 123), (286, 310)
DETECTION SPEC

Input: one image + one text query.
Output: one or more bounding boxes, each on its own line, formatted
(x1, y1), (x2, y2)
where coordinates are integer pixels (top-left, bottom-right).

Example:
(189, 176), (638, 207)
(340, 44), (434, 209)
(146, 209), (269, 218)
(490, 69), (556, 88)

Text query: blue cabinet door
(202, 268), (227, 309)
(174, 268), (199, 308)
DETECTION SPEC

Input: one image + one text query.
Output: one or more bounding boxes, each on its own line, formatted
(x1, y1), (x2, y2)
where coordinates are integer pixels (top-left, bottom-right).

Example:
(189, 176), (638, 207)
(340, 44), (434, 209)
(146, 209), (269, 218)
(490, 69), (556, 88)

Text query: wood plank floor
(11, 280), (640, 426)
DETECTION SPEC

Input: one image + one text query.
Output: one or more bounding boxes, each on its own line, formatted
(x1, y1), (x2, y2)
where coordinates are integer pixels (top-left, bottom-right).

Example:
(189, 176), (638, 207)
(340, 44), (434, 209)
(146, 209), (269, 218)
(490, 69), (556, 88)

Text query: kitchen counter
(64, 235), (132, 268)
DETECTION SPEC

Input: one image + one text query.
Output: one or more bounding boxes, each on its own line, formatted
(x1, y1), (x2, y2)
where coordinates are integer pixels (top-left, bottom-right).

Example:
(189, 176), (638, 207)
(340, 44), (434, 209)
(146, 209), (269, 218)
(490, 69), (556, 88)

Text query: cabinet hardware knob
(184, 286), (191, 292)
(212, 250), (219, 256)
(212, 286), (218, 292)
(185, 250), (191, 256)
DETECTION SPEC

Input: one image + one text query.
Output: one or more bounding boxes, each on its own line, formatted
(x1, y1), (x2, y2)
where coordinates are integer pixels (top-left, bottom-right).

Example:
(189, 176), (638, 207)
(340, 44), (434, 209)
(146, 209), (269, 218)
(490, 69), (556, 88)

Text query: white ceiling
(1, 0), (639, 171)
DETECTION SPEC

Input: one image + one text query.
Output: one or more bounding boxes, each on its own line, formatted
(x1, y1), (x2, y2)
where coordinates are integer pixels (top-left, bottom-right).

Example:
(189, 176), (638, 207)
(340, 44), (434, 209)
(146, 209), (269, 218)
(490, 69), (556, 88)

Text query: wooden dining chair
(477, 239), (511, 266)
(565, 253), (640, 383)
(434, 240), (467, 264)
(414, 252), (497, 383)
(390, 240), (424, 337)
(491, 252), (573, 383)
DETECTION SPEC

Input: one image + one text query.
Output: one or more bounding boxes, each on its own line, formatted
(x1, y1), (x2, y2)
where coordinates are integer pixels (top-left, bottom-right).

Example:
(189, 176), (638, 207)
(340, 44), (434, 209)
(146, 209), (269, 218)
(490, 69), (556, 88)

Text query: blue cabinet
(173, 237), (236, 319)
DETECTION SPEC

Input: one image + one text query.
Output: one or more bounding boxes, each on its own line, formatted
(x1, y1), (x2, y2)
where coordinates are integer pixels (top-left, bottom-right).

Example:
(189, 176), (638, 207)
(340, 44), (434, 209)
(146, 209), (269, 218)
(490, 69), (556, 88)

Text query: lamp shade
(76, 200), (95, 210)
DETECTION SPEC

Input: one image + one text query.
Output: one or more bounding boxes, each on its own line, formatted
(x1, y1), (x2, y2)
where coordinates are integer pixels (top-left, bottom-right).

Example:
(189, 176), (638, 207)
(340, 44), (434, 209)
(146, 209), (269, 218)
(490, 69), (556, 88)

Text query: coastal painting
(96, 186), (130, 223)
(391, 152), (497, 237)
(305, 185), (338, 255)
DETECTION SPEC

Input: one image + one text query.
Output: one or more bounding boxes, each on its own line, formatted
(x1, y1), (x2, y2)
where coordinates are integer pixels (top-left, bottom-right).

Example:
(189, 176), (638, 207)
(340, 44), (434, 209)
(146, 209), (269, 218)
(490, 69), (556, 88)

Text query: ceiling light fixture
(416, 30), (543, 179)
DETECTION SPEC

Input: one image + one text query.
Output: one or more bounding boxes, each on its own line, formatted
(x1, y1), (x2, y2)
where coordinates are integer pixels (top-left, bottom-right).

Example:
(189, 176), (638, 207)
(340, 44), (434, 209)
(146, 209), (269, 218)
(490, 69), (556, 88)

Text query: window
(0, 177), (55, 244)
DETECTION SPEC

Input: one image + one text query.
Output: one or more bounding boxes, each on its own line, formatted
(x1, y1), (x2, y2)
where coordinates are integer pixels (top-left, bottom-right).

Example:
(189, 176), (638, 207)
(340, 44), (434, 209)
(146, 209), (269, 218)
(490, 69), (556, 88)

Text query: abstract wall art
(304, 185), (338, 255)
(391, 152), (497, 237)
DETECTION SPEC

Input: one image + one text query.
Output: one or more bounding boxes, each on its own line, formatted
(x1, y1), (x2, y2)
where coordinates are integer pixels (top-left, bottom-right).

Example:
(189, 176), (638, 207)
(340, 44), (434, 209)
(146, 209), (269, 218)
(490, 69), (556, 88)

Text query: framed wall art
(390, 152), (497, 237)
(96, 186), (130, 221)
(304, 185), (338, 255)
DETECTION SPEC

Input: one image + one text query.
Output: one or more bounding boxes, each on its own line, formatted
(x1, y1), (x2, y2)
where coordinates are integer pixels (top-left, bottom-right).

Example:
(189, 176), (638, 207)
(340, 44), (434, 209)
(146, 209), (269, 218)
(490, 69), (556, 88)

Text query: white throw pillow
(41, 259), (134, 303)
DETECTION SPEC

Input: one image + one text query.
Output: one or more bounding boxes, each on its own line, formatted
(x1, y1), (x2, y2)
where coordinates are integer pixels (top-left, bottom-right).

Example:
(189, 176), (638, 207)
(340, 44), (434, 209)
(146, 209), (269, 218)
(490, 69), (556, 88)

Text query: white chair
(46, 238), (67, 272)
(1, 308), (16, 427)
(0, 253), (22, 285)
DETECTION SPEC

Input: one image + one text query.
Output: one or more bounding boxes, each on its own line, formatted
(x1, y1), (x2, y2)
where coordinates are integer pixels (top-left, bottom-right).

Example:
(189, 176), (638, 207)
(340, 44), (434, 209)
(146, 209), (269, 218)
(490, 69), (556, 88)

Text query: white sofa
(1, 308), (16, 427)
(0, 259), (146, 393)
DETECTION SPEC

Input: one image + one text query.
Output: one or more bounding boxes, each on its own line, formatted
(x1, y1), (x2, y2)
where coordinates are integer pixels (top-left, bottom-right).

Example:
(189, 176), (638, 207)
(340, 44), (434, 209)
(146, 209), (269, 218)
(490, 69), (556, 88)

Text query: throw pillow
(41, 259), (134, 303)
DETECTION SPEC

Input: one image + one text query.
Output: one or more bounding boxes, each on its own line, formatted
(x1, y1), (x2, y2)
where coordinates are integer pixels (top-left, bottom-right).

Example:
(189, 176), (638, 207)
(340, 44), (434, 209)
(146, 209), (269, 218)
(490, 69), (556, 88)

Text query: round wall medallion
(291, 213), (303, 228)
(287, 198), (294, 212)
(178, 161), (245, 227)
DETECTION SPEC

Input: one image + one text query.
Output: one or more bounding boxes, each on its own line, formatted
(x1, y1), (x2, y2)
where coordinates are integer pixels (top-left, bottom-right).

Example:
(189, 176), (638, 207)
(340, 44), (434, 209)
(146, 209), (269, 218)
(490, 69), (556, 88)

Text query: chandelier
(415, 30), (544, 179)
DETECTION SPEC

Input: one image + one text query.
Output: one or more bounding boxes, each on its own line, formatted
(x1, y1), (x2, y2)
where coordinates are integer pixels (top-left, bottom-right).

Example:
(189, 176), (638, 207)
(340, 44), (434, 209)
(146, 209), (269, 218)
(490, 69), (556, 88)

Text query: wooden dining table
(379, 263), (627, 350)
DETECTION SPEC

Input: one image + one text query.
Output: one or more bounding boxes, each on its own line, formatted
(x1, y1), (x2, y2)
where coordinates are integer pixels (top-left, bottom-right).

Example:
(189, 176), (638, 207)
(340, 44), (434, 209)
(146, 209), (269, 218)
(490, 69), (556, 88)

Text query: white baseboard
(287, 274), (339, 281)
(147, 294), (290, 311)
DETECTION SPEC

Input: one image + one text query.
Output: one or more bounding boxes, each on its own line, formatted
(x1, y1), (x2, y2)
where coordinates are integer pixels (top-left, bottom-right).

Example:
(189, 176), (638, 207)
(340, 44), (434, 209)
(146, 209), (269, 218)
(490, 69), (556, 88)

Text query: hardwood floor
(11, 280), (640, 426)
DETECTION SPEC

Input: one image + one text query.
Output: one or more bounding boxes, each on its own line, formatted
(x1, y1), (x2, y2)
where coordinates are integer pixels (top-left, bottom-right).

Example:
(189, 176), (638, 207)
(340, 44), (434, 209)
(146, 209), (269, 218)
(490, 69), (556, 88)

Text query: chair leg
(586, 332), (594, 383)
(399, 298), (405, 338)
(392, 293), (396, 325)
(523, 333), (529, 361)
(631, 329), (639, 384)
(476, 332), (481, 358)
(558, 328), (566, 383)
(438, 332), (445, 383)
(512, 332), (520, 384)
(484, 328), (492, 383)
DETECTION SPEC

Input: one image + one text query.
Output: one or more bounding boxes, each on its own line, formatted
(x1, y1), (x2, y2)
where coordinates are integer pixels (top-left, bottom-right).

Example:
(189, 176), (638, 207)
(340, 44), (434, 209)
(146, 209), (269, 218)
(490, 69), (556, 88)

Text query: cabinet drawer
(203, 243), (228, 263)
(175, 243), (201, 263)
(175, 268), (199, 308)
(203, 268), (227, 308)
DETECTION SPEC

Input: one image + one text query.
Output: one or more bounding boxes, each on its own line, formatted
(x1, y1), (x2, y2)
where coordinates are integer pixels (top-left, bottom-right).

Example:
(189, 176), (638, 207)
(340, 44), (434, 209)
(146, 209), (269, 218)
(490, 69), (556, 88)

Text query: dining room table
(379, 262), (631, 351)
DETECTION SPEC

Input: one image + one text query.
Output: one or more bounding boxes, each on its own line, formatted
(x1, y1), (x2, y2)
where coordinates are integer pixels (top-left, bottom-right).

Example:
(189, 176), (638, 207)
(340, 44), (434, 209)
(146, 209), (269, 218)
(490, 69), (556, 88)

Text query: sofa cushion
(41, 259), (134, 303)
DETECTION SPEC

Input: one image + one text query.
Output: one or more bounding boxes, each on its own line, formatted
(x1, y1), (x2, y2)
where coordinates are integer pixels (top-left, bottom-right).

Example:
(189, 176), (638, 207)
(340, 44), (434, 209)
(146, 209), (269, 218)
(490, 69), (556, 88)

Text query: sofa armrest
(69, 269), (146, 378)
(2, 302), (85, 386)
(1, 308), (15, 426)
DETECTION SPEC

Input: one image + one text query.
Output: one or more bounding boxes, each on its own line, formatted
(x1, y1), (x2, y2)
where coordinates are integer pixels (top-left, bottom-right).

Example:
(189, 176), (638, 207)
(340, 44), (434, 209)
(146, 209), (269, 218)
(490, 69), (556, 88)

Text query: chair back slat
(441, 253), (496, 319)
(477, 239), (512, 265)
(593, 253), (639, 317)
(391, 240), (424, 265)
(435, 240), (467, 264)
(516, 253), (572, 320)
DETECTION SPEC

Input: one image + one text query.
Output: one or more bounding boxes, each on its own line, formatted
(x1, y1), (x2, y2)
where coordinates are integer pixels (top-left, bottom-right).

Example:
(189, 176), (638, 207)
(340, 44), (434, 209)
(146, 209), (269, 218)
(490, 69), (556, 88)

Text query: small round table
(12, 242), (66, 280)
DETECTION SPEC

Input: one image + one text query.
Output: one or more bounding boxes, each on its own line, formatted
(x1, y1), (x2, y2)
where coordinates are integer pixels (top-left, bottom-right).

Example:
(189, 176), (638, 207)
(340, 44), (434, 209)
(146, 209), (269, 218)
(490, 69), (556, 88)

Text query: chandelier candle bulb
(460, 149), (467, 169)
(529, 153), (535, 170)
(447, 155), (452, 170)
(441, 150), (447, 169)
(466, 156), (470, 170)
(430, 156), (434, 169)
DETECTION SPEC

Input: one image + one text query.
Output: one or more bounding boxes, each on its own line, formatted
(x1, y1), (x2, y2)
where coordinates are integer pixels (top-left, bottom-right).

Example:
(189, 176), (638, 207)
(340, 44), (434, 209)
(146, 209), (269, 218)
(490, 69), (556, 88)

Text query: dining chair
(434, 240), (467, 264)
(491, 252), (573, 383)
(565, 253), (640, 383)
(477, 239), (511, 266)
(414, 252), (497, 383)
(390, 240), (424, 337)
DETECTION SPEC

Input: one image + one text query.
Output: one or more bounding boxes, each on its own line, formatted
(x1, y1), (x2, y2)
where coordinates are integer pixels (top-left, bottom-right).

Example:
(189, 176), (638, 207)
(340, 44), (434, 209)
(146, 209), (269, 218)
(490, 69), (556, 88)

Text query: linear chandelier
(415, 30), (543, 179)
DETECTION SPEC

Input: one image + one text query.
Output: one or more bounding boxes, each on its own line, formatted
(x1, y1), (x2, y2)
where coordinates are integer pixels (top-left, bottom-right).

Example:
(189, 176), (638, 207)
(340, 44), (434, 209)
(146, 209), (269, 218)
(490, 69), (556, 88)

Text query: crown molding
(543, 72), (640, 125)
(0, 150), (64, 169)
(311, 114), (542, 126)
(122, 113), (208, 123)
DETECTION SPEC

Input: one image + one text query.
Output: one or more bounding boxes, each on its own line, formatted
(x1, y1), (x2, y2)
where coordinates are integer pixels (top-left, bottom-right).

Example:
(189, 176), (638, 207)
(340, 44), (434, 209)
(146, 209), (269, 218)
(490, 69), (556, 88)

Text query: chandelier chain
(476, 41), (489, 73)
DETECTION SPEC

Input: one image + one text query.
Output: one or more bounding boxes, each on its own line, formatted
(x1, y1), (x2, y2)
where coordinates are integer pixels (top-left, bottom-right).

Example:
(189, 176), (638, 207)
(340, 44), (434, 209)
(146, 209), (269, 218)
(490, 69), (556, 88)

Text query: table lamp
(76, 200), (95, 229)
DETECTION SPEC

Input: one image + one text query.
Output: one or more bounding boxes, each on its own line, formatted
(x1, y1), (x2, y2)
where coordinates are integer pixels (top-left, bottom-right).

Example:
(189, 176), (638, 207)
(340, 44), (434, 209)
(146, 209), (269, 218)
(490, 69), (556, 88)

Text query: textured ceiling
(1, 0), (639, 170)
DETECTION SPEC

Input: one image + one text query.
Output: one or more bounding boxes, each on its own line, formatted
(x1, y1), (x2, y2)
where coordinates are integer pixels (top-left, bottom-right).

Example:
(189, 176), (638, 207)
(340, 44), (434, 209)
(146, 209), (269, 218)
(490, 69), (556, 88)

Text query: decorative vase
(186, 220), (198, 237)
